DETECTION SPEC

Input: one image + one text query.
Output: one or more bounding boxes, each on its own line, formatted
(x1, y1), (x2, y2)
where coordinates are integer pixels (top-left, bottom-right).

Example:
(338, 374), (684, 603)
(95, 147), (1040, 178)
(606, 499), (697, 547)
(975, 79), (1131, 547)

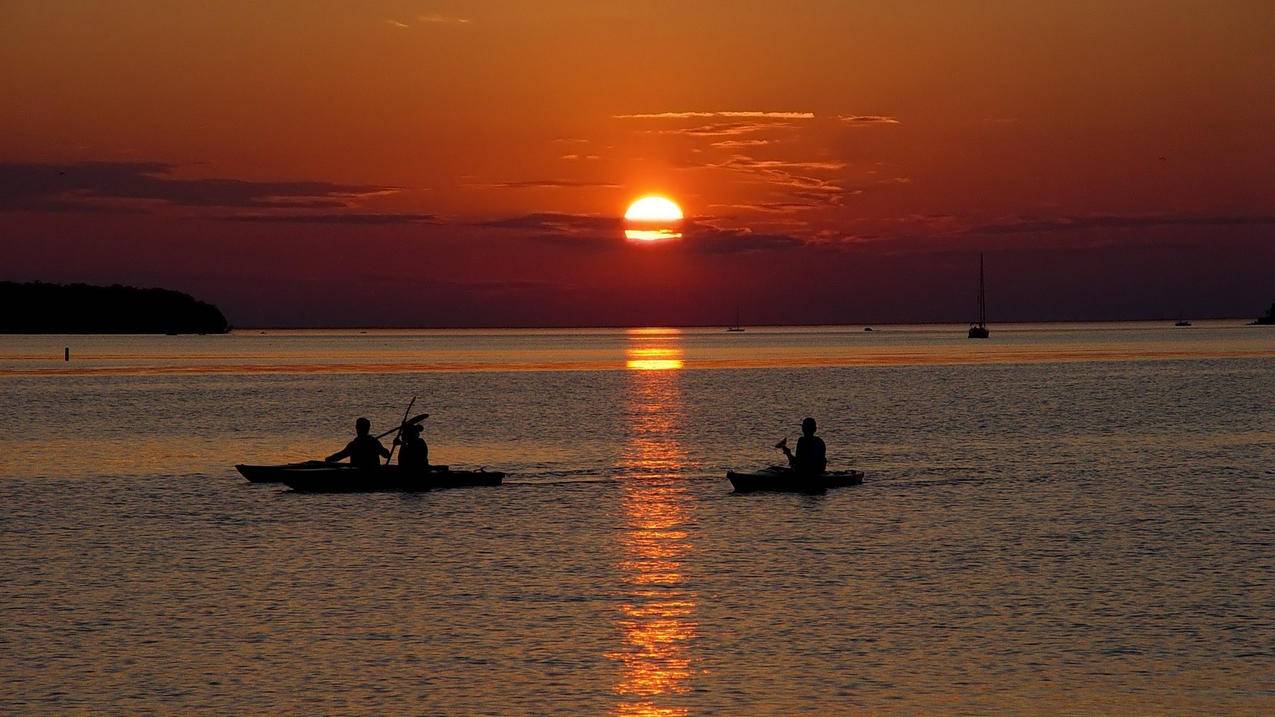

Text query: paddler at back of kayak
(776, 417), (827, 475)
(325, 417), (391, 469)
(394, 422), (429, 472)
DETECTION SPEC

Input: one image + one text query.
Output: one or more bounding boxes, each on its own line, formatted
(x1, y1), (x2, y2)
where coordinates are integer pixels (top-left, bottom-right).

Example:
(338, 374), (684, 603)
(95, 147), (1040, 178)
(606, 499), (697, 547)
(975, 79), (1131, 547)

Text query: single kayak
(727, 466), (864, 494)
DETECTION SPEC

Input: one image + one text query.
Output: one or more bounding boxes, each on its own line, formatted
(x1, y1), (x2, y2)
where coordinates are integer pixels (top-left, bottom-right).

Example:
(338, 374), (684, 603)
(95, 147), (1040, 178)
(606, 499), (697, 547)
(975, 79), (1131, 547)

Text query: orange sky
(2, 1), (1273, 326)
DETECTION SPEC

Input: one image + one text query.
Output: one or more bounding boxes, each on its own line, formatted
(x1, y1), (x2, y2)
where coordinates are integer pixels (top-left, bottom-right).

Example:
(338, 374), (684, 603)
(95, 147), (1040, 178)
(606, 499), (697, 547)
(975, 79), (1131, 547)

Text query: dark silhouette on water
(1252, 302), (1275, 325)
(968, 253), (990, 338)
(726, 467), (863, 493)
(325, 417), (390, 469)
(727, 417), (862, 493)
(778, 417), (827, 475)
(0, 281), (229, 334)
(395, 423), (430, 472)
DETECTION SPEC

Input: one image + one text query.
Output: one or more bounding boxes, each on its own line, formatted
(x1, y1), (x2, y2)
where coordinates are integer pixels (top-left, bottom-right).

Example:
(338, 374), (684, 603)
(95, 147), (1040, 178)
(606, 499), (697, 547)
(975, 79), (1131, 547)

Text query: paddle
(374, 413), (428, 440)
(385, 396), (417, 464)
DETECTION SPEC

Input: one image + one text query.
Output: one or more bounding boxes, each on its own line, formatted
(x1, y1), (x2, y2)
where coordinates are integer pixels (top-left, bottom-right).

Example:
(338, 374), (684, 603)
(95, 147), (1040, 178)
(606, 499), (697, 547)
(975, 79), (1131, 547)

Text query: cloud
(967, 213), (1275, 235)
(715, 156), (847, 172)
(614, 111), (814, 119)
(708, 202), (820, 214)
(682, 221), (808, 254)
(418, 14), (472, 24)
(646, 121), (798, 138)
(0, 161), (396, 213)
(837, 115), (900, 125)
(386, 19), (410, 29)
(709, 139), (777, 148)
(692, 154), (847, 203)
(478, 212), (806, 254)
(480, 179), (622, 190)
(477, 212), (623, 233)
(215, 212), (436, 225)
(559, 154), (600, 161)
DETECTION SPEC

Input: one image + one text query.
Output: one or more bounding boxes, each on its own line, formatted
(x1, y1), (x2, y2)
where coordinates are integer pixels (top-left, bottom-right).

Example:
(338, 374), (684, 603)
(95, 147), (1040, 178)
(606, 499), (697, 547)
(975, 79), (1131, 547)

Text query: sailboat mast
(978, 252), (986, 327)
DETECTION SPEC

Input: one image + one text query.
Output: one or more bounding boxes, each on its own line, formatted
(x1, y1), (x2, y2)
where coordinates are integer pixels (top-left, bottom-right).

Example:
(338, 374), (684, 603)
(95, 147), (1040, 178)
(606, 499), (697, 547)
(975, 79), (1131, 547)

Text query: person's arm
(375, 439), (391, 459)
(326, 442), (353, 463)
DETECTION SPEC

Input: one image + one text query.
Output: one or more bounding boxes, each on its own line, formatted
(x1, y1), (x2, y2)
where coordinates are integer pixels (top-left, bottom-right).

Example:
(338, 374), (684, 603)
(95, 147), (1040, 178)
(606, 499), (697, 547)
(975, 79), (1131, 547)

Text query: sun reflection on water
(608, 329), (698, 717)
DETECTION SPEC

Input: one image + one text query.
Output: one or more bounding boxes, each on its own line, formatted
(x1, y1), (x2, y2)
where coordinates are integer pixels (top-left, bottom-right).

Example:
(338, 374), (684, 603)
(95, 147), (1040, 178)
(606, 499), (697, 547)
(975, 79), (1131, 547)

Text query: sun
(624, 195), (683, 241)
(625, 195), (683, 222)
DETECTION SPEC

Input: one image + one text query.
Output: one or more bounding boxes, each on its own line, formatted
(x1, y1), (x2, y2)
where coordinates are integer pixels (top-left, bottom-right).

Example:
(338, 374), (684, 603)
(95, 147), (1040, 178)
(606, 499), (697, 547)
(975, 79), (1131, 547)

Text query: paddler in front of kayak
(325, 417), (391, 469)
(776, 417), (827, 476)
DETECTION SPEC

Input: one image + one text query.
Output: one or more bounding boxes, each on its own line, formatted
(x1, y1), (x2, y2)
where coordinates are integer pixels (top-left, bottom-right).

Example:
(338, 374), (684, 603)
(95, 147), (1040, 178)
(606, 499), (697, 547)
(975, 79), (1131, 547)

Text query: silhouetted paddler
(326, 417), (390, 469)
(396, 422), (429, 472)
(778, 417), (827, 475)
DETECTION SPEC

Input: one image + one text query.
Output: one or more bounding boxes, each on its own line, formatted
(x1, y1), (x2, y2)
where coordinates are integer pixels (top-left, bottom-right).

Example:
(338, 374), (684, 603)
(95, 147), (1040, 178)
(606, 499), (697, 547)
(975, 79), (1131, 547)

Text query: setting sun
(624, 196), (683, 242)
(625, 196), (683, 222)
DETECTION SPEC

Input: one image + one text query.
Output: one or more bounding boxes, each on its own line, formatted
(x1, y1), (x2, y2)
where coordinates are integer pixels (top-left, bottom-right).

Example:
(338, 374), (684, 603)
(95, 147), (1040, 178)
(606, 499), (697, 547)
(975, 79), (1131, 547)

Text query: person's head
(801, 417), (817, 436)
(355, 417), (371, 436)
(405, 423), (422, 438)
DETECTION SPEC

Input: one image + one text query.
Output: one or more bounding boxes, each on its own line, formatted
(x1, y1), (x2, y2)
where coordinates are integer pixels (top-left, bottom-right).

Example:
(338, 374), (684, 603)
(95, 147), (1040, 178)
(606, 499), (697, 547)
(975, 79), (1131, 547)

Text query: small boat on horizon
(727, 306), (745, 332)
(968, 252), (990, 339)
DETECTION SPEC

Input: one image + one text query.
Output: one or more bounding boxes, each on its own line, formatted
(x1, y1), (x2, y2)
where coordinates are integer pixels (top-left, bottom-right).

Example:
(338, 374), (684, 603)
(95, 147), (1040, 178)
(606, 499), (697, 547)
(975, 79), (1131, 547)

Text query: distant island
(1253, 302), (1275, 326)
(0, 282), (230, 334)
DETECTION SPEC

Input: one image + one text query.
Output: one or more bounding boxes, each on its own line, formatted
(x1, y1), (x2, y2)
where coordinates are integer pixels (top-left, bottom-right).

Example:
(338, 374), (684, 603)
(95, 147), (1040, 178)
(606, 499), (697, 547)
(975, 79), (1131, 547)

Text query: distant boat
(864, 326), (874, 332)
(1175, 319), (1192, 327)
(1249, 302), (1274, 326)
(727, 306), (745, 332)
(968, 253), (990, 339)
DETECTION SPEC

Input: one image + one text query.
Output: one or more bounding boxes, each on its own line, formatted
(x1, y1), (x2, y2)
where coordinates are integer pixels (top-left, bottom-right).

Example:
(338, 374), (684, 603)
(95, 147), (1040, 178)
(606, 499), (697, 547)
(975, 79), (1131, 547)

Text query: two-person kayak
(726, 466), (864, 494)
(235, 462), (503, 493)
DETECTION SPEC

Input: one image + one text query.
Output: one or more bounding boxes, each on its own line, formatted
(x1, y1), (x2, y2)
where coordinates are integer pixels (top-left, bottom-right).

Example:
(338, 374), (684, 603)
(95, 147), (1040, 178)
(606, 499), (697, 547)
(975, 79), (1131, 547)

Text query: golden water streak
(6, 347), (1273, 376)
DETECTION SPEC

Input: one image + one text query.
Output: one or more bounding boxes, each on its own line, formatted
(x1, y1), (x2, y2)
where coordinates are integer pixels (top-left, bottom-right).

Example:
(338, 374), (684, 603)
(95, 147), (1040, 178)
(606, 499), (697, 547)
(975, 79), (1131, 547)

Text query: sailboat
(968, 253), (990, 339)
(727, 306), (745, 332)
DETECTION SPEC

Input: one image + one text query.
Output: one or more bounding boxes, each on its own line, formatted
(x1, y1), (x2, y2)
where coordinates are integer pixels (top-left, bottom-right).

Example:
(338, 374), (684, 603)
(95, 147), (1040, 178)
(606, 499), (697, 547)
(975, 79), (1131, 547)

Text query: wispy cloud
(477, 212), (622, 233)
(967, 213), (1275, 236)
(715, 156), (847, 171)
(479, 212), (807, 254)
(559, 154), (600, 161)
(693, 154), (847, 204)
(385, 19), (410, 29)
(0, 161), (397, 213)
(615, 111), (814, 120)
(709, 139), (777, 148)
(837, 115), (900, 125)
(418, 14), (472, 24)
(215, 212), (436, 225)
(479, 179), (621, 190)
(708, 202), (820, 214)
(645, 121), (797, 138)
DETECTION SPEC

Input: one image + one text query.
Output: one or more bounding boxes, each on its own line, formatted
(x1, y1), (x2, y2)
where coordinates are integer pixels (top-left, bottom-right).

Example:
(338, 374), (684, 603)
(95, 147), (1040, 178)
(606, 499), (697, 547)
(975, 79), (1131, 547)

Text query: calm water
(2, 323), (1273, 715)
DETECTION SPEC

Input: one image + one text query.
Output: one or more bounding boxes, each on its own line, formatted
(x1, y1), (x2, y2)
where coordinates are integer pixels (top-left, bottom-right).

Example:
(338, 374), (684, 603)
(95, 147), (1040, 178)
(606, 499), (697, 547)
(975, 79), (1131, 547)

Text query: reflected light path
(624, 228), (682, 242)
(608, 329), (698, 717)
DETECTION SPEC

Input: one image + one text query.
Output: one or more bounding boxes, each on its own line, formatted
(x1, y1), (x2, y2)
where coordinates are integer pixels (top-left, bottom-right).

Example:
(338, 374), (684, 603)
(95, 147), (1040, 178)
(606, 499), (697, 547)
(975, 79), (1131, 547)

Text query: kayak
(726, 466), (864, 494)
(274, 464), (502, 493)
(236, 460), (331, 483)
(236, 461), (458, 484)
(235, 462), (498, 492)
